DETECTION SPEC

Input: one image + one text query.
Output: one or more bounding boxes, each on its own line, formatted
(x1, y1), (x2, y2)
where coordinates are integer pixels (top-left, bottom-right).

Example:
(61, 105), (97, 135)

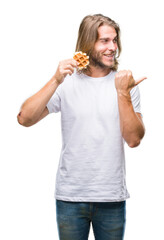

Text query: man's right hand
(54, 59), (78, 84)
(17, 59), (78, 127)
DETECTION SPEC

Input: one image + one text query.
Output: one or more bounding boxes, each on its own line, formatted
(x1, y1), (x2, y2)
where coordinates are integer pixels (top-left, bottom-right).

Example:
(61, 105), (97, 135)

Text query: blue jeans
(56, 200), (126, 240)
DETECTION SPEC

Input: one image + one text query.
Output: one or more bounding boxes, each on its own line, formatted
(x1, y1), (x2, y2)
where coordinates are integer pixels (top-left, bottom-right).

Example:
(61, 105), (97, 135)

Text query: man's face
(90, 25), (118, 69)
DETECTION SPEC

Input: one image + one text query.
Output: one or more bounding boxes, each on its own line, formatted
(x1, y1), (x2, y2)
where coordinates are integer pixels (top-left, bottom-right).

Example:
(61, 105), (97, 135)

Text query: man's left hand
(115, 70), (147, 94)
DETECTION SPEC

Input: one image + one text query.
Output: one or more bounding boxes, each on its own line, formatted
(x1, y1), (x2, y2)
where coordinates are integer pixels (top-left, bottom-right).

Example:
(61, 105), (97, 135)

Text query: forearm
(17, 76), (60, 126)
(117, 91), (145, 147)
(17, 58), (77, 127)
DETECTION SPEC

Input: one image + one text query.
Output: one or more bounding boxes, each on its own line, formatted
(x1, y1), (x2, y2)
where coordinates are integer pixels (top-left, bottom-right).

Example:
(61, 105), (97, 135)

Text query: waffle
(73, 51), (89, 70)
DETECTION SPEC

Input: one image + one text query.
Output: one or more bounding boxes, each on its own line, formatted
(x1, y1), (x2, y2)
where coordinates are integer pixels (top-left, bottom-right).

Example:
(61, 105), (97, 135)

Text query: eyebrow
(99, 36), (118, 41)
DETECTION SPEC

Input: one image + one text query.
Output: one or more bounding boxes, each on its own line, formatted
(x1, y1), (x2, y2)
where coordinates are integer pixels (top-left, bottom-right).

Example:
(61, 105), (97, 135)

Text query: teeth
(104, 55), (114, 57)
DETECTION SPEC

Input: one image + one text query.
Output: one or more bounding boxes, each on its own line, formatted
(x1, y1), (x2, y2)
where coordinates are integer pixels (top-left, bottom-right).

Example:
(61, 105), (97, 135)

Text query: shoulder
(110, 70), (117, 79)
(58, 71), (80, 93)
(63, 71), (82, 84)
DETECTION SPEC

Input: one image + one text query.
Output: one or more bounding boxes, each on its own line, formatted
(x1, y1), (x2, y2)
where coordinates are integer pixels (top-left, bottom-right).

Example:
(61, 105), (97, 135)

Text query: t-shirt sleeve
(130, 85), (142, 114)
(46, 84), (62, 113)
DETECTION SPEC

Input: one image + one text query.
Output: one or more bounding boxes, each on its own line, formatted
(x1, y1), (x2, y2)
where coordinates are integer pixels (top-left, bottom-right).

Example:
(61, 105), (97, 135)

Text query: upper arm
(136, 112), (145, 132)
(136, 112), (143, 122)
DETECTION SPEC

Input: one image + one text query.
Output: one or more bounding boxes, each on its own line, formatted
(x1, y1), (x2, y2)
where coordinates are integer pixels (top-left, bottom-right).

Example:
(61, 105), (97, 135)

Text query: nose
(108, 40), (117, 51)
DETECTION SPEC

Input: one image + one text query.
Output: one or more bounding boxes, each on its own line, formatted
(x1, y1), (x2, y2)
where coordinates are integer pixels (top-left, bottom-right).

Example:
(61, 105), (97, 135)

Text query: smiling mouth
(103, 54), (115, 59)
(103, 53), (115, 57)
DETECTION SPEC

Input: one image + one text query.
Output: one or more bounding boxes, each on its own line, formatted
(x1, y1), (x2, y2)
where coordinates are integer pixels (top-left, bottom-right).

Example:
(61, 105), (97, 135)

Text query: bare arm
(17, 59), (78, 127)
(17, 78), (60, 127)
(117, 92), (145, 147)
(115, 70), (146, 148)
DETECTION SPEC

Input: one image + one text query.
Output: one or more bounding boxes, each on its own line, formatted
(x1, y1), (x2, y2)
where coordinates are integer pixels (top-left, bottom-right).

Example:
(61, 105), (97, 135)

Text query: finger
(63, 59), (78, 68)
(135, 77), (147, 86)
(68, 59), (78, 68)
(64, 64), (74, 73)
(72, 60), (79, 68)
(64, 69), (74, 76)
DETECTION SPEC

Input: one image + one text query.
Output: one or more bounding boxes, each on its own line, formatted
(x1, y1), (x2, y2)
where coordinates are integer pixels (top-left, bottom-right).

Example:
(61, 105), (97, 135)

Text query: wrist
(117, 89), (131, 101)
(50, 75), (61, 86)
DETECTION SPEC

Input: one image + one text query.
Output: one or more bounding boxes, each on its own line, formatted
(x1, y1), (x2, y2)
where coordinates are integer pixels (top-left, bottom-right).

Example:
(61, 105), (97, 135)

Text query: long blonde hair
(75, 14), (121, 72)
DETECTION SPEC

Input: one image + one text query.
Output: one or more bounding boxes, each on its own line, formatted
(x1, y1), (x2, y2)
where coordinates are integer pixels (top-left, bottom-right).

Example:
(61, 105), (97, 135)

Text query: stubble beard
(90, 51), (115, 70)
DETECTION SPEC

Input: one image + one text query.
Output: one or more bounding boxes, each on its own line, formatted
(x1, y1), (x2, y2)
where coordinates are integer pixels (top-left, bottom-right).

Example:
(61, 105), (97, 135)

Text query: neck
(85, 65), (111, 78)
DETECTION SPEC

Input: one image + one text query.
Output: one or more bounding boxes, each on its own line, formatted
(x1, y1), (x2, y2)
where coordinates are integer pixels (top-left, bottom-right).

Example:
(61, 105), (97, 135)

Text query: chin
(103, 61), (114, 68)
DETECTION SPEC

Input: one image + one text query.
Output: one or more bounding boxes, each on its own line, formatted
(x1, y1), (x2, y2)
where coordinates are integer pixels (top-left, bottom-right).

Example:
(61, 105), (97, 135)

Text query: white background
(0, 0), (164, 239)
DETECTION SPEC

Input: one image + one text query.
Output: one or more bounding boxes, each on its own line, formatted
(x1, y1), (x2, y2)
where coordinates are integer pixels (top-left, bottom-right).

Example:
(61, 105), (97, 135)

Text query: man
(17, 14), (146, 240)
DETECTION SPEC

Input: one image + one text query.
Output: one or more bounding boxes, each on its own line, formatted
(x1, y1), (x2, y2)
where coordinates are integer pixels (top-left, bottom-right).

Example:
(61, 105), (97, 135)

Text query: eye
(113, 38), (118, 43)
(101, 39), (108, 43)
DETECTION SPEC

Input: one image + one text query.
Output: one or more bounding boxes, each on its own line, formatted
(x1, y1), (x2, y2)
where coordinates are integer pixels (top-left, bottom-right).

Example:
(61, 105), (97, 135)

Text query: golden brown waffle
(73, 51), (89, 70)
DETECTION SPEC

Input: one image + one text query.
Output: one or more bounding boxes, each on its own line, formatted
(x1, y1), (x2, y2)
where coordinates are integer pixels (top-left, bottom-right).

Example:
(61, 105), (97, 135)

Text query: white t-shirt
(47, 70), (141, 202)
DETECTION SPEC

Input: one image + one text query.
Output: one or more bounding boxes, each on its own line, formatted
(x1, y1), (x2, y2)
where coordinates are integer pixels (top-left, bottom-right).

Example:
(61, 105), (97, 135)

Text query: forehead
(97, 25), (117, 38)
